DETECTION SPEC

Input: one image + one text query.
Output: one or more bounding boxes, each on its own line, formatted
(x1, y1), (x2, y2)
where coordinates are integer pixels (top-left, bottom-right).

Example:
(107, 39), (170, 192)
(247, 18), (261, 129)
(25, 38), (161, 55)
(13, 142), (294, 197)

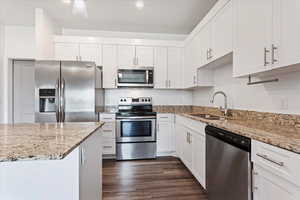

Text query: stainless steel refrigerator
(35, 60), (103, 123)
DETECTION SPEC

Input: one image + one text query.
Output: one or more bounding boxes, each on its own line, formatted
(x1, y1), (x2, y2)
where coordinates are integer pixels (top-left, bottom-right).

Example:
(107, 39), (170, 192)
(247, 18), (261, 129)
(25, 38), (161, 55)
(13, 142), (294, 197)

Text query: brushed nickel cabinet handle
(257, 153), (284, 167)
(168, 80), (171, 88)
(264, 48), (270, 66)
(272, 44), (278, 64)
(208, 48), (213, 59)
(206, 49), (209, 60)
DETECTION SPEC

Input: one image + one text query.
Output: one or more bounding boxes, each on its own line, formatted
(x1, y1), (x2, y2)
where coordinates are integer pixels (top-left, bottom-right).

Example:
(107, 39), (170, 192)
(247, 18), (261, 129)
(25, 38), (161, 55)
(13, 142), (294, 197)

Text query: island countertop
(0, 122), (104, 162)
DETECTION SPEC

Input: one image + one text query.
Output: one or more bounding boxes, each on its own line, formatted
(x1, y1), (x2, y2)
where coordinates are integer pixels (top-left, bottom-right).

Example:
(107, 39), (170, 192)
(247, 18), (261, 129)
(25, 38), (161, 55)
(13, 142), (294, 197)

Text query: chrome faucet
(210, 91), (228, 116)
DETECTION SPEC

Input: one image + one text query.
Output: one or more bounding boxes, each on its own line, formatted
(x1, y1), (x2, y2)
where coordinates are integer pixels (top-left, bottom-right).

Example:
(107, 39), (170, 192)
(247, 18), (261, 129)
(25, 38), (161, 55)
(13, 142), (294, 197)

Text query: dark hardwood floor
(103, 157), (208, 200)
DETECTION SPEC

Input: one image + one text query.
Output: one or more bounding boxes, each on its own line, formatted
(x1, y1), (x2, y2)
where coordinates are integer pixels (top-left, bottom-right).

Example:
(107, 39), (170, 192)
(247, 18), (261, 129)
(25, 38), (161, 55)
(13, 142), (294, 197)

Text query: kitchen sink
(189, 113), (223, 120)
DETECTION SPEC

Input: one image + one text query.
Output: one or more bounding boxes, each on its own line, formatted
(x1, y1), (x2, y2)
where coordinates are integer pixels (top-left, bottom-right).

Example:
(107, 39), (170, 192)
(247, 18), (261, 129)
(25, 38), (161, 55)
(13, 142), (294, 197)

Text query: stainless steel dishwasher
(205, 125), (252, 200)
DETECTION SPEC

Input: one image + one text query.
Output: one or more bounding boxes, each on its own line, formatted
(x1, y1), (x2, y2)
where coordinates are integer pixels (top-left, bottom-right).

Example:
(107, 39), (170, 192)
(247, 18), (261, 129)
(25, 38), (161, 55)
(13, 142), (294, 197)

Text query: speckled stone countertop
(0, 122), (104, 162)
(180, 113), (300, 154)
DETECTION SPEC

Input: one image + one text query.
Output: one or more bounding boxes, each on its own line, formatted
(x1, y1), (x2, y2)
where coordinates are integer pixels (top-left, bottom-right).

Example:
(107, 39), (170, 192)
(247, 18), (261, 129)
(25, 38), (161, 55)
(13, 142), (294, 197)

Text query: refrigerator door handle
(61, 78), (66, 122)
(55, 78), (60, 122)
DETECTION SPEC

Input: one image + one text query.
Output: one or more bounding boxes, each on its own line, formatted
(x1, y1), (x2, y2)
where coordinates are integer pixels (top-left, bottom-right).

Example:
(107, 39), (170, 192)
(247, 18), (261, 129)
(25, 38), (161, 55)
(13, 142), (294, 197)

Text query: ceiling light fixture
(72, 0), (88, 18)
(135, 0), (144, 10)
(62, 0), (72, 4)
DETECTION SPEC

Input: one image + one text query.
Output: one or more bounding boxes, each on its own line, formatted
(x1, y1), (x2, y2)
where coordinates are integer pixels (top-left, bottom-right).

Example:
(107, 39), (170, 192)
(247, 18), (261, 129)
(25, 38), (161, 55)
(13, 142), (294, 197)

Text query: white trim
(184, 0), (231, 45)
(54, 35), (185, 48)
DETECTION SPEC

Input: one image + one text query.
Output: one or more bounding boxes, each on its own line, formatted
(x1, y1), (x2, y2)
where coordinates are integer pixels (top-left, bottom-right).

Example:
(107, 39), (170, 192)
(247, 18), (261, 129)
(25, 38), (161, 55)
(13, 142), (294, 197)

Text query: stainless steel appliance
(35, 60), (104, 123)
(206, 125), (252, 200)
(116, 97), (157, 160)
(117, 67), (154, 88)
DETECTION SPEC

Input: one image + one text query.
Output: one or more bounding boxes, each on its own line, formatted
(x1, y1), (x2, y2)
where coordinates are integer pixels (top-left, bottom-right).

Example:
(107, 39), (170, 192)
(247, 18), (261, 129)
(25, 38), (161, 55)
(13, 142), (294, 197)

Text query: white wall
(192, 64), (300, 115)
(0, 24), (5, 123)
(1, 25), (35, 123)
(105, 89), (192, 106)
(35, 8), (61, 60)
(62, 28), (187, 41)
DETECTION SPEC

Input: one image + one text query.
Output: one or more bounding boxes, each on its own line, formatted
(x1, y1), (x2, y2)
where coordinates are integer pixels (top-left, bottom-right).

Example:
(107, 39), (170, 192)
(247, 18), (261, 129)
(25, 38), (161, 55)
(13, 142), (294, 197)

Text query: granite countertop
(180, 113), (300, 154)
(0, 122), (104, 162)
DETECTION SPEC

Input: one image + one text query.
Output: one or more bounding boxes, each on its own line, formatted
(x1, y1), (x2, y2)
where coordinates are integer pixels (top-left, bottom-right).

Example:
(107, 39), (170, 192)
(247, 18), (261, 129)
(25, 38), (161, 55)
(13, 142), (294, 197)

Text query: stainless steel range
(116, 97), (157, 160)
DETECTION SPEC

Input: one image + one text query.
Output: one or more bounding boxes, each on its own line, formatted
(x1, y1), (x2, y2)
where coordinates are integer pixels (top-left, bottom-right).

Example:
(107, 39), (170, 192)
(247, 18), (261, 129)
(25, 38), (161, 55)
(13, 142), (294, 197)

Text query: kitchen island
(0, 122), (104, 200)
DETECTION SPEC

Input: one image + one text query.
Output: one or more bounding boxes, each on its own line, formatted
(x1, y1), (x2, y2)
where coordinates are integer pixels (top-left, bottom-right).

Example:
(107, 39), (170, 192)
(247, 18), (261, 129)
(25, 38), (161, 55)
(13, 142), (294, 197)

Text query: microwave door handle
(146, 70), (149, 84)
(55, 78), (60, 122)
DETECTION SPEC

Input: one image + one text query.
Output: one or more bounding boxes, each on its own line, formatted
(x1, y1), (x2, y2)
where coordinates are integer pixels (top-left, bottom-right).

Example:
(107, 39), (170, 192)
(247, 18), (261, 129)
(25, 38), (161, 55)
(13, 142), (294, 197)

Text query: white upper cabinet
(55, 43), (79, 61)
(79, 44), (102, 66)
(136, 46), (154, 67)
(55, 43), (102, 65)
(272, 0), (300, 70)
(154, 47), (183, 89)
(118, 45), (154, 67)
(198, 23), (212, 67)
(233, 0), (273, 77)
(154, 47), (168, 89)
(211, 0), (233, 60)
(118, 45), (136, 67)
(167, 47), (183, 89)
(102, 45), (118, 89)
(184, 41), (197, 88)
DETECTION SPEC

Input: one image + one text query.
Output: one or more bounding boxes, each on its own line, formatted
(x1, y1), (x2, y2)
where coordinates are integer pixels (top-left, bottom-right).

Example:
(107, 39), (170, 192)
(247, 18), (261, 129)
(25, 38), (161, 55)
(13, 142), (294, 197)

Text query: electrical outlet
(280, 98), (288, 110)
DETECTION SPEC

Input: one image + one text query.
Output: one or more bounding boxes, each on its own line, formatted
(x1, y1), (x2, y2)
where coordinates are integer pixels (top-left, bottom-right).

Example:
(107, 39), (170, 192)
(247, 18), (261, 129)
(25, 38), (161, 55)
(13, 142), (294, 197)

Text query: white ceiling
(0, 0), (217, 34)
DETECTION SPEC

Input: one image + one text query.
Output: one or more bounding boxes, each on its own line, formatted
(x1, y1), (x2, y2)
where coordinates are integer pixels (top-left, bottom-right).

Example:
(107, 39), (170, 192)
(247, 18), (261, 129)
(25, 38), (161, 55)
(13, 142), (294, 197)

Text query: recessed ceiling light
(135, 0), (144, 10)
(62, 0), (72, 4)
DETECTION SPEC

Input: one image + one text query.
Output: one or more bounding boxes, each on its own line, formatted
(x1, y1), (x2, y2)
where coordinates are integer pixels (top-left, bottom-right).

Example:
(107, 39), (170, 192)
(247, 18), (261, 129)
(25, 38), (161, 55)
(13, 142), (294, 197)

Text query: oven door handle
(116, 116), (156, 119)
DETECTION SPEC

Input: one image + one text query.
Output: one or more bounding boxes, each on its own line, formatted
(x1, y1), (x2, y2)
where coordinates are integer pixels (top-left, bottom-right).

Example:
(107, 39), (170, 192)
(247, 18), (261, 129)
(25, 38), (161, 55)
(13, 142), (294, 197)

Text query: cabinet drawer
(157, 114), (174, 122)
(101, 128), (115, 139)
(100, 113), (116, 122)
(176, 115), (206, 136)
(252, 140), (300, 187)
(102, 138), (116, 155)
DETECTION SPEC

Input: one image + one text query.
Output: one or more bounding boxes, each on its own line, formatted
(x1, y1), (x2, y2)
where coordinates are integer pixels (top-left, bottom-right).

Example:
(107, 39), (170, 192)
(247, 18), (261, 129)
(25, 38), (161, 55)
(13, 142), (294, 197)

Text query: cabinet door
(211, 0), (233, 60)
(80, 131), (102, 200)
(55, 43), (79, 61)
(175, 123), (184, 158)
(192, 132), (206, 189)
(272, 0), (300, 69)
(183, 41), (197, 88)
(233, 0), (273, 77)
(198, 23), (212, 67)
(182, 130), (193, 171)
(154, 47), (168, 89)
(157, 122), (172, 153)
(103, 45), (118, 88)
(168, 47), (183, 89)
(136, 46), (154, 66)
(118, 45), (135, 67)
(79, 44), (101, 66)
(253, 165), (300, 200)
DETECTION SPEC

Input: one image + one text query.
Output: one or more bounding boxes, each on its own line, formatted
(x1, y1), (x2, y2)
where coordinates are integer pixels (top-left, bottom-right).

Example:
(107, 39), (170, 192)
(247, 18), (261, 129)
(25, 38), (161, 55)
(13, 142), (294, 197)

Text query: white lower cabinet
(191, 130), (206, 189)
(0, 130), (102, 200)
(175, 115), (206, 189)
(253, 164), (300, 200)
(157, 114), (175, 155)
(79, 130), (103, 200)
(99, 113), (116, 156)
(252, 140), (300, 199)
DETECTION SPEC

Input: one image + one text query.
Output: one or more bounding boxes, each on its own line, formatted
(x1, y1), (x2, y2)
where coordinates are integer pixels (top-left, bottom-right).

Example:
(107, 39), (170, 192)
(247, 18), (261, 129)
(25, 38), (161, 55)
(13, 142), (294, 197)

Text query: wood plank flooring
(103, 157), (208, 200)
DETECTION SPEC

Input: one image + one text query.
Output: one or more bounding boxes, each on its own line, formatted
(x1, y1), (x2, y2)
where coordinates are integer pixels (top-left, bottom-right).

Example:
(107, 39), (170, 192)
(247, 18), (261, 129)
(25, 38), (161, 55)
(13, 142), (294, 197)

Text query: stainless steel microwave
(117, 67), (154, 88)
